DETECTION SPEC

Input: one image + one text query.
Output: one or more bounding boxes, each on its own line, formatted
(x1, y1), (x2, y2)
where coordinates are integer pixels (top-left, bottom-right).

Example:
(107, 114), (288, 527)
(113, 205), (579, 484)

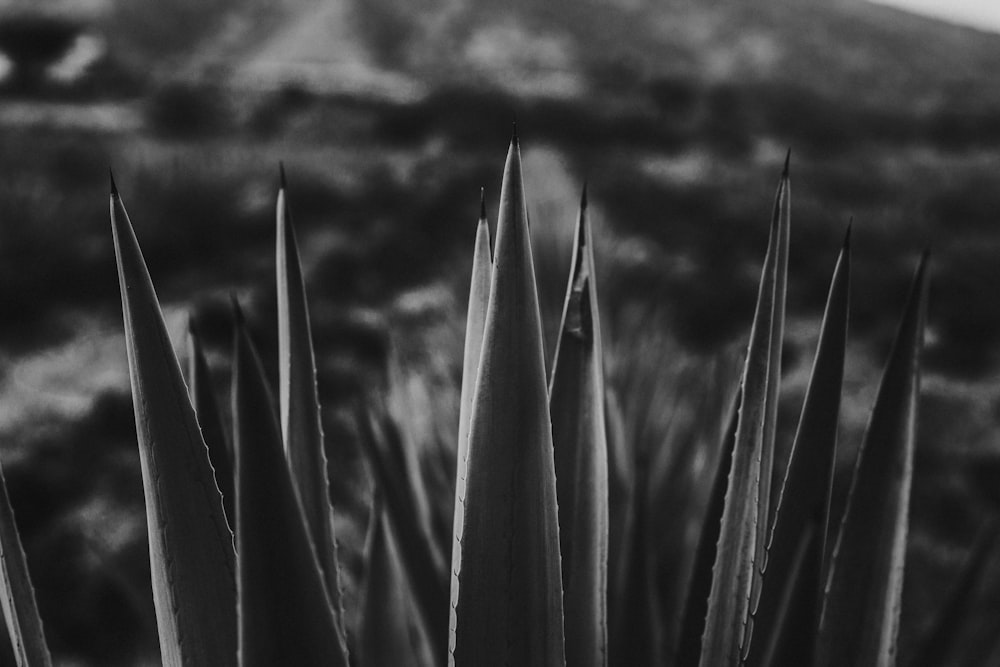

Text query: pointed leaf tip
(581, 182), (588, 210)
(109, 168), (119, 198)
(783, 149), (791, 177)
(480, 186), (487, 221)
(110, 187), (237, 667)
(279, 162), (287, 190)
(511, 118), (518, 144)
(843, 219), (853, 250)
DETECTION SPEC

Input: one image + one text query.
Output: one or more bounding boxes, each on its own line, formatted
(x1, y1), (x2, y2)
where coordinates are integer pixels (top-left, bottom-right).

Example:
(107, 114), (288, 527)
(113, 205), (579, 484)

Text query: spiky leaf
(275, 170), (347, 639)
(232, 306), (349, 667)
(451, 192), (493, 611)
(187, 319), (234, 523)
(549, 185), (609, 667)
(449, 135), (566, 667)
(0, 460), (52, 667)
(815, 254), (929, 667)
(745, 226), (850, 667)
(698, 164), (790, 667)
(110, 180), (237, 667)
(675, 392), (739, 667)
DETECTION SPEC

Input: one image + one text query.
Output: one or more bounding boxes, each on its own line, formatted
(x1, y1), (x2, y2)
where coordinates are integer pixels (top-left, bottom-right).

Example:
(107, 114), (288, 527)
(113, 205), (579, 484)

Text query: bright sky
(870, 0), (1000, 33)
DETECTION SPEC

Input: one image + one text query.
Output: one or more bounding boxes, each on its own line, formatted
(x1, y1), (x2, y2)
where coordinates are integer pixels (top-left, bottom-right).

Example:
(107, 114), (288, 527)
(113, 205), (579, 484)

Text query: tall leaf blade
(816, 254), (929, 667)
(699, 163), (789, 667)
(757, 523), (821, 667)
(449, 135), (566, 667)
(549, 185), (609, 667)
(745, 226), (851, 667)
(675, 392), (739, 667)
(0, 461), (52, 667)
(187, 319), (234, 523)
(359, 500), (437, 667)
(604, 387), (632, 645)
(109, 179), (237, 667)
(275, 170), (347, 638)
(451, 191), (493, 606)
(755, 154), (790, 577)
(232, 306), (349, 667)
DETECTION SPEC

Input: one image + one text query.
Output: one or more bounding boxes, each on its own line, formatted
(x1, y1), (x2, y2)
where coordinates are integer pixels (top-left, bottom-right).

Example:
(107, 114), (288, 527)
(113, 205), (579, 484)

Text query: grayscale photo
(0, 0), (998, 665)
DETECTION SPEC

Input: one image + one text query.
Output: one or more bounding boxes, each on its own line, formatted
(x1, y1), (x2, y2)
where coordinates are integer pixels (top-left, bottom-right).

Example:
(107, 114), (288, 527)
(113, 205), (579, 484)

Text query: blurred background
(1, 0), (999, 664)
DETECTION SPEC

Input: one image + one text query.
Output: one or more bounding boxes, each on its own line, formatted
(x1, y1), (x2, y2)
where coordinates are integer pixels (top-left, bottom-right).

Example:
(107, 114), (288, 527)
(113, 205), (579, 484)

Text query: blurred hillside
(0, 0), (999, 664)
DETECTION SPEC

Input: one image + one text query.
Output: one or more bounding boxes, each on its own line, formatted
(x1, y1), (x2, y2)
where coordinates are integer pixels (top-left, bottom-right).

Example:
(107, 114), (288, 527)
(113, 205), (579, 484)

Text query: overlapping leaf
(187, 319), (234, 523)
(815, 254), (929, 667)
(357, 402), (449, 660)
(110, 178), (237, 667)
(676, 391), (739, 667)
(745, 227), (851, 667)
(699, 161), (789, 667)
(449, 135), (566, 667)
(275, 168), (347, 639)
(451, 191), (493, 631)
(0, 460), (51, 667)
(549, 185), (609, 667)
(231, 306), (349, 667)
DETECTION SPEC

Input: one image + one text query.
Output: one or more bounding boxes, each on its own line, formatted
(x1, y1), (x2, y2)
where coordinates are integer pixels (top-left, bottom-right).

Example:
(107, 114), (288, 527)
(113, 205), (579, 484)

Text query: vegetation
(0, 126), (984, 667)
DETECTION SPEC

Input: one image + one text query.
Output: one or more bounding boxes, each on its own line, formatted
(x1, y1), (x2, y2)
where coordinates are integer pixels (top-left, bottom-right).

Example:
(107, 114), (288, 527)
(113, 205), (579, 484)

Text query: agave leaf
(231, 304), (349, 667)
(187, 318), (234, 523)
(449, 135), (566, 667)
(604, 387), (633, 658)
(359, 497), (437, 667)
(0, 460), (52, 667)
(698, 162), (789, 667)
(907, 519), (999, 667)
(109, 178), (237, 667)
(451, 189), (493, 617)
(275, 167), (347, 640)
(744, 226), (851, 667)
(357, 404), (448, 660)
(815, 253), (929, 667)
(0, 608), (15, 667)
(755, 150), (792, 564)
(549, 185), (609, 667)
(756, 522), (821, 667)
(675, 390), (739, 667)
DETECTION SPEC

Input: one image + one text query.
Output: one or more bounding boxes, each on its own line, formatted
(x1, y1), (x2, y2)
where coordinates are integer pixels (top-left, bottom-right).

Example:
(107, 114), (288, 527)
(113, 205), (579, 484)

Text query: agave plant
(0, 128), (981, 667)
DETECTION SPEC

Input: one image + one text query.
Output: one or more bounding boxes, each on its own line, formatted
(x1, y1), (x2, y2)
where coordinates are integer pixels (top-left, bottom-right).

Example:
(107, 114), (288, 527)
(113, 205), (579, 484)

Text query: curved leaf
(549, 185), (609, 667)
(0, 460), (51, 667)
(231, 305), (349, 667)
(110, 178), (237, 667)
(816, 253), (929, 667)
(449, 134), (566, 667)
(745, 226), (850, 667)
(275, 168), (347, 639)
